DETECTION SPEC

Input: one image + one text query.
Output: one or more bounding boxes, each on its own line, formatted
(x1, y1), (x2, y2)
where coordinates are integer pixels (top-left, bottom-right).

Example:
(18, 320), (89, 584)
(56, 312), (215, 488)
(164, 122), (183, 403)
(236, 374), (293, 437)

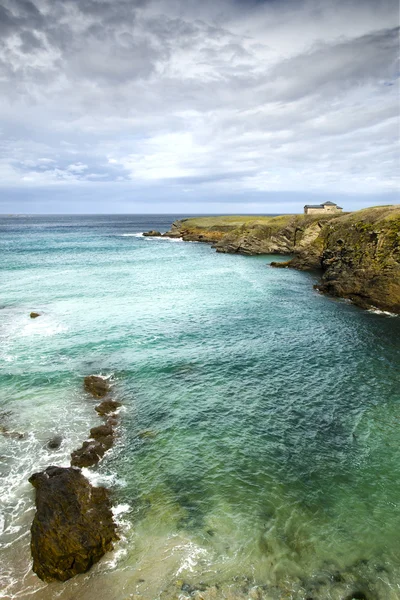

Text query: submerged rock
(29, 466), (118, 582)
(46, 435), (62, 450)
(30, 312), (40, 319)
(137, 429), (157, 439)
(95, 399), (121, 416)
(0, 424), (25, 439)
(143, 230), (161, 236)
(84, 375), (110, 398)
(344, 592), (369, 600)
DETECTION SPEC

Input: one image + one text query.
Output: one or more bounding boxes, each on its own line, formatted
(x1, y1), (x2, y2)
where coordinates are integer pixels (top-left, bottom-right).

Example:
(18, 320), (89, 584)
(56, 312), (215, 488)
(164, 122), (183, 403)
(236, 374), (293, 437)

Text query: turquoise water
(0, 215), (399, 600)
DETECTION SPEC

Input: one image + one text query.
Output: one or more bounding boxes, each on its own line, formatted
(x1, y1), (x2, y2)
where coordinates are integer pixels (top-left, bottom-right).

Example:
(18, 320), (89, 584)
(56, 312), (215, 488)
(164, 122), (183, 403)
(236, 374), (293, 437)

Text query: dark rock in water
(70, 440), (107, 468)
(29, 466), (118, 582)
(143, 230), (161, 236)
(181, 582), (196, 594)
(270, 261), (291, 268)
(89, 424), (114, 450)
(344, 592), (369, 600)
(95, 399), (121, 416)
(47, 435), (62, 450)
(71, 424), (115, 468)
(90, 423), (113, 438)
(30, 312), (40, 319)
(84, 375), (110, 398)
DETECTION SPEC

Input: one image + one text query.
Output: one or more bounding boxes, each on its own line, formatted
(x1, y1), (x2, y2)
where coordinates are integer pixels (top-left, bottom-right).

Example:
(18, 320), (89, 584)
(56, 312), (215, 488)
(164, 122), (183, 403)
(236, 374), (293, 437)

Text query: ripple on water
(0, 215), (400, 600)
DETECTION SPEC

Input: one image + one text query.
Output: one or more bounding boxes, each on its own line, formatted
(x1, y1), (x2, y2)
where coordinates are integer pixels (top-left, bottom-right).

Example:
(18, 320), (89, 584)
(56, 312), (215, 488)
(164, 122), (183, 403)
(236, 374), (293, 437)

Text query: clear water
(0, 215), (399, 600)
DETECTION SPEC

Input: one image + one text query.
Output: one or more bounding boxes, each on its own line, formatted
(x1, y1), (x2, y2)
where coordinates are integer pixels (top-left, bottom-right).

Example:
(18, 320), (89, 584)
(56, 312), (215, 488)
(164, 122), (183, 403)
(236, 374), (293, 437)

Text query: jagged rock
(46, 435), (62, 450)
(143, 230), (161, 236)
(29, 466), (118, 582)
(70, 440), (107, 468)
(30, 312), (40, 319)
(84, 375), (110, 398)
(70, 424), (116, 468)
(89, 424), (114, 449)
(95, 399), (121, 416)
(106, 415), (119, 427)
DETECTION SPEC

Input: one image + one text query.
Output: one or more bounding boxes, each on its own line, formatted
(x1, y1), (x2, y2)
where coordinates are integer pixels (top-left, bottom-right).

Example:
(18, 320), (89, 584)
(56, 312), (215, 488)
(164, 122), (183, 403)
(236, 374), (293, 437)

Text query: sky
(0, 0), (399, 214)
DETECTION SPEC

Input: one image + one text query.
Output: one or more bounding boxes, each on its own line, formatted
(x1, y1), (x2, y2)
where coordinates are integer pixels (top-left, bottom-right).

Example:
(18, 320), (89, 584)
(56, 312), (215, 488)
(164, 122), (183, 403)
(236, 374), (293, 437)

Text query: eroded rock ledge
(163, 206), (400, 314)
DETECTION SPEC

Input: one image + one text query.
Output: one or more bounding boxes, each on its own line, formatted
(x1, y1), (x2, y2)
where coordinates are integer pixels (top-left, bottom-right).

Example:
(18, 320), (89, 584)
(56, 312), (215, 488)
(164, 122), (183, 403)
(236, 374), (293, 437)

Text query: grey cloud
(267, 26), (399, 101)
(0, 0), (398, 206)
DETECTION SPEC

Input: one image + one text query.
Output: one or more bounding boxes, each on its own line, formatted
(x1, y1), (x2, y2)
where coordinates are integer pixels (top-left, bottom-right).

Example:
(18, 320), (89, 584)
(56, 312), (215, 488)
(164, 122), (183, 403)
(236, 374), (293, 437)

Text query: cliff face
(291, 206), (400, 313)
(164, 206), (400, 313)
(165, 214), (339, 253)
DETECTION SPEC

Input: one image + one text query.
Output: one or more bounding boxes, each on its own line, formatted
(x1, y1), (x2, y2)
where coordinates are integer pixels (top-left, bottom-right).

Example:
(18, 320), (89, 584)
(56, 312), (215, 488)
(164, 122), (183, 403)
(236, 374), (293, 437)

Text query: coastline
(157, 206), (400, 314)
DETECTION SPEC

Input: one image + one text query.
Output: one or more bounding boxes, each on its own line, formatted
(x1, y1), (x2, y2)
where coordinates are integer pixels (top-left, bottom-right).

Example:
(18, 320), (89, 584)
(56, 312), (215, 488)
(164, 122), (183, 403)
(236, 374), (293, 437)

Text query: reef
(29, 374), (122, 580)
(163, 206), (400, 313)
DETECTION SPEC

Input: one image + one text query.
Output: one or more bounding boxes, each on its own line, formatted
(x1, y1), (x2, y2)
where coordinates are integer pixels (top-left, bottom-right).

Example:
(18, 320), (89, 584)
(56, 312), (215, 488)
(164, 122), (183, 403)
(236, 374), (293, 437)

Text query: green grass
(180, 215), (296, 229)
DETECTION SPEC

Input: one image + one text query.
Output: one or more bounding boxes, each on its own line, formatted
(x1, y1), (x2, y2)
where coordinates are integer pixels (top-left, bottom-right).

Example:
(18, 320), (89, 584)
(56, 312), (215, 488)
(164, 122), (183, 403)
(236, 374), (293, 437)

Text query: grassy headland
(164, 206), (400, 313)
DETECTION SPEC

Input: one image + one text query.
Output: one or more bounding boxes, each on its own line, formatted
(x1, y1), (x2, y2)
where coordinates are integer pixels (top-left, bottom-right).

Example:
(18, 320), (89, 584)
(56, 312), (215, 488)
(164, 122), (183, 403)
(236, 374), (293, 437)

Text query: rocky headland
(163, 206), (400, 314)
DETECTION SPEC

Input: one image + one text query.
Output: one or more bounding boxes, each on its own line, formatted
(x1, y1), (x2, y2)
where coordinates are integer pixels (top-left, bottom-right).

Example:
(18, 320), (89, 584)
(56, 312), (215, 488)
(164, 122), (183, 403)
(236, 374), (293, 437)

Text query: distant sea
(1, 215), (399, 600)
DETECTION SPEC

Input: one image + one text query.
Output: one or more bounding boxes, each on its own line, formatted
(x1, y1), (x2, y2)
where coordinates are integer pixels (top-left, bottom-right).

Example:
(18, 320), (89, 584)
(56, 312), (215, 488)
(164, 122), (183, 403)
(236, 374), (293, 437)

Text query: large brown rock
(29, 466), (118, 582)
(95, 399), (121, 416)
(84, 375), (110, 398)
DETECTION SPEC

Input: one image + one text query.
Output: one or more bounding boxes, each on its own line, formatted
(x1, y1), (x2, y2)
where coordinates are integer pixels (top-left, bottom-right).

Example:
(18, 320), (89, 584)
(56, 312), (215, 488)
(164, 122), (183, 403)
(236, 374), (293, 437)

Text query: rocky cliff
(164, 206), (400, 313)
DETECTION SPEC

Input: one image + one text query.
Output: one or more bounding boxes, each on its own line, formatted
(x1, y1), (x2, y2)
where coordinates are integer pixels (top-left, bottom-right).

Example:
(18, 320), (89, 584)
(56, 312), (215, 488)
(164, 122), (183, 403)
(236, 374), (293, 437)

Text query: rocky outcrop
(30, 312), (40, 318)
(71, 425), (115, 468)
(143, 230), (161, 236)
(29, 466), (118, 582)
(163, 207), (400, 313)
(84, 375), (110, 398)
(95, 399), (122, 416)
(71, 378), (121, 468)
(163, 218), (240, 243)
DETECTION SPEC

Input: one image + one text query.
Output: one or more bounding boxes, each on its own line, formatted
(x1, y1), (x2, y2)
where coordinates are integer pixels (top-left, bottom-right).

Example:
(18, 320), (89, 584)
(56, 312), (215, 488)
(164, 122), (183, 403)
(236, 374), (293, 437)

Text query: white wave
(119, 233), (144, 237)
(112, 503), (131, 517)
(81, 468), (127, 489)
(19, 321), (67, 337)
(368, 307), (398, 317)
(176, 542), (209, 575)
(118, 232), (186, 242)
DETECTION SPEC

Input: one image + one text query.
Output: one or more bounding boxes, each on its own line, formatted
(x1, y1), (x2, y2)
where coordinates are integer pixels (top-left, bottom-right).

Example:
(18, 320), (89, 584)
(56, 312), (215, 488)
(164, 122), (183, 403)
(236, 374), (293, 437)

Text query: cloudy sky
(0, 0), (399, 214)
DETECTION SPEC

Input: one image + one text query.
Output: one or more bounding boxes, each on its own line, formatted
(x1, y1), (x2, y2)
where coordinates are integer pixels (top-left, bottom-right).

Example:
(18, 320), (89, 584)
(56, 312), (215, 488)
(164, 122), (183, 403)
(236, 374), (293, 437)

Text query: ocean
(0, 214), (399, 600)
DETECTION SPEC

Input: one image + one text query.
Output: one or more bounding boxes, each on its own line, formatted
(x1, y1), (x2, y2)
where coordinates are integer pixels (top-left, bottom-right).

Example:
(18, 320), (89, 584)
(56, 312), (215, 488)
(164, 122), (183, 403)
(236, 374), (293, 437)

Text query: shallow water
(0, 215), (399, 600)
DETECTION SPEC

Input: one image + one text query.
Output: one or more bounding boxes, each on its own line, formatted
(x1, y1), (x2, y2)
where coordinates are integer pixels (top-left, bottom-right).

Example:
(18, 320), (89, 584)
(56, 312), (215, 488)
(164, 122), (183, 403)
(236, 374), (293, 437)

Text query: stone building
(304, 201), (343, 215)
